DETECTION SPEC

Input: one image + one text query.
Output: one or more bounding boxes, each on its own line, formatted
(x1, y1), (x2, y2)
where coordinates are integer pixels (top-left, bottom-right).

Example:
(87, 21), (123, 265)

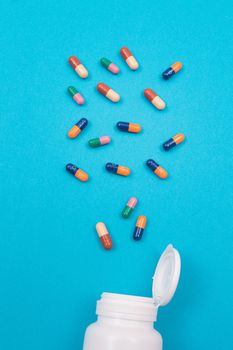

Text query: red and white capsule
(96, 222), (113, 250)
(97, 82), (120, 103)
(144, 88), (166, 110)
(68, 56), (88, 79)
(120, 47), (139, 70)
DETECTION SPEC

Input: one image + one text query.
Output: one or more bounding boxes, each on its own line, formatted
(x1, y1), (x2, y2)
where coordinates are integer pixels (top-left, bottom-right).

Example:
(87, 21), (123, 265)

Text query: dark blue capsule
(66, 163), (79, 175)
(133, 227), (144, 241)
(163, 138), (176, 150)
(117, 121), (129, 132)
(146, 159), (159, 171)
(162, 67), (174, 80)
(105, 162), (118, 174)
(76, 118), (88, 130)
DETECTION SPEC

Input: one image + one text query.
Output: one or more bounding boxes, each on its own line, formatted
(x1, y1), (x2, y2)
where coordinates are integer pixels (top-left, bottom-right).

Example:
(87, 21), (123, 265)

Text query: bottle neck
(97, 315), (154, 329)
(96, 292), (158, 323)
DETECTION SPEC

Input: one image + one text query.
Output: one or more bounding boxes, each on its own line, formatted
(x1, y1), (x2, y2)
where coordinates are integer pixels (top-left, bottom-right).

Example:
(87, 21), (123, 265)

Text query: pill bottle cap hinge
(152, 244), (181, 307)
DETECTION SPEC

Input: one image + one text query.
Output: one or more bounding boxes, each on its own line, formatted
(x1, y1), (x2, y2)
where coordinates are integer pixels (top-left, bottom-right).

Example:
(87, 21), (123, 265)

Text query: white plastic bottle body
(83, 321), (162, 350)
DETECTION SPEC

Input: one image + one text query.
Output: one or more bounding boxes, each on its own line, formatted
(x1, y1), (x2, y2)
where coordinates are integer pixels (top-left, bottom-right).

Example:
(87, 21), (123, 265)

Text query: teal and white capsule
(122, 197), (138, 218)
(100, 57), (120, 74)
(88, 136), (111, 148)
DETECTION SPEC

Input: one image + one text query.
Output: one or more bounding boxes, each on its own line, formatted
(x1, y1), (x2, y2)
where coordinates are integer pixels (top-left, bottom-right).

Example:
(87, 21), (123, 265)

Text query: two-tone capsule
(106, 163), (130, 176)
(66, 163), (89, 182)
(68, 56), (88, 79)
(162, 62), (183, 80)
(146, 159), (168, 179)
(68, 118), (88, 139)
(97, 82), (120, 103)
(163, 134), (185, 151)
(88, 136), (111, 148)
(120, 47), (139, 70)
(68, 86), (85, 105)
(117, 121), (141, 133)
(133, 215), (147, 241)
(100, 57), (120, 74)
(144, 88), (166, 110)
(122, 197), (138, 218)
(96, 222), (113, 250)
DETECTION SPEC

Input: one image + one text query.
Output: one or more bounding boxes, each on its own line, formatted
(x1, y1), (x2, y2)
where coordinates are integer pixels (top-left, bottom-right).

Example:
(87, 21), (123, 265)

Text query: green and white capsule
(122, 197), (138, 218)
(100, 57), (120, 74)
(88, 136), (111, 148)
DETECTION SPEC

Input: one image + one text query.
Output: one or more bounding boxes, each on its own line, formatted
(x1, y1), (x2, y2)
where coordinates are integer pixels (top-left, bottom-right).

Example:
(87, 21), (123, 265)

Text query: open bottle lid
(152, 244), (181, 307)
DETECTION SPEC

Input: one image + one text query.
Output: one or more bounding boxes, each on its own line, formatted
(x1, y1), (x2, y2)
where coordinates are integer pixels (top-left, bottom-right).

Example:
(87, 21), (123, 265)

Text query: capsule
(117, 121), (141, 133)
(66, 163), (89, 182)
(68, 118), (88, 139)
(133, 215), (147, 241)
(105, 163), (130, 176)
(162, 62), (183, 80)
(68, 86), (85, 105)
(96, 222), (113, 250)
(144, 88), (166, 110)
(122, 197), (138, 218)
(97, 82), (120, 103)
(88, 136), (111, 148)
(146, 159), (168, 179)
(120, 47), (139, 70)
(100, 57), (120, 74)
(163, 134), (185, 151)
(68, 56), (88, 79)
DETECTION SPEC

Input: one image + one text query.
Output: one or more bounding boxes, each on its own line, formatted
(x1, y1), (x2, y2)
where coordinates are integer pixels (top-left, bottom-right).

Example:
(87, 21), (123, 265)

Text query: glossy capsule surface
(68, 86), (85, 105)
(100, 57), (120, 74)
(120, 47), (139, 70)
(66, 163), (89, 182)
(117, 121), (141, 133)
(105, 163), (130, 176)
(68, 56), (88, 79)
(96, 222), (113, 250)
(97, 82), (120, 103)
(68, 118), (88, 139)
(144, 88), (166, 110)
(133, 215), (147, 241)
(162, 62), (183, 80)
(122, 197), (138, 218)
(88, 136), (111, 148)
(163, 134), (185, 151)
(146, 159), (168, 179)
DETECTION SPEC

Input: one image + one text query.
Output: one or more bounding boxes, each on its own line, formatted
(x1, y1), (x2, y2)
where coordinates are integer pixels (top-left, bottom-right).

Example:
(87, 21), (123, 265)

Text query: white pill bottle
(83, 244), (181, 350)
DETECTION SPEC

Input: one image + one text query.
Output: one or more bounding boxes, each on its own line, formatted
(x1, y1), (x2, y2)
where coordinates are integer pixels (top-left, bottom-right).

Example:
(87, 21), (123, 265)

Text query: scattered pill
(96, 222), (113, 250)
(122, 197), (138, 218)
(68, 86), (85, 105)
(105, 163), (130, 176)
(133, 215), (147, 240)
(68, 56), (88, 78)
(117, 121), (141, 133)
(120, 47), (139, 70)
(97, 82), (120, 103)
(163, 134), (185, 151)
(144, 88), (166, 110)
(66, 163), (89, 182)
(146, 159), (168, 179)
(162, 62), (183, 80)
(68, 118), (88, 139)
(89, 136), (111, 148)
(100, 57), (120, 74)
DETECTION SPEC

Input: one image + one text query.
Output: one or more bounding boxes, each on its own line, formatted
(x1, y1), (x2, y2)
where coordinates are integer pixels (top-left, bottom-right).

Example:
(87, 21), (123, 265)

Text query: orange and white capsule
(97, 82), (120, 103)
(96, 222), (113, 250)
(144, 88), (166, 110)
(68, 56), (88, 79)
(120, 47), (139, 70)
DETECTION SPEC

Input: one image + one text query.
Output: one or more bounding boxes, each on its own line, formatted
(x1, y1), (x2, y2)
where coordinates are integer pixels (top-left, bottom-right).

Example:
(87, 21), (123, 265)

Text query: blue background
(0, 0), (232, 349)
